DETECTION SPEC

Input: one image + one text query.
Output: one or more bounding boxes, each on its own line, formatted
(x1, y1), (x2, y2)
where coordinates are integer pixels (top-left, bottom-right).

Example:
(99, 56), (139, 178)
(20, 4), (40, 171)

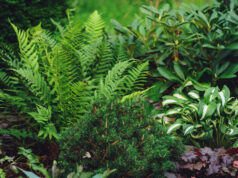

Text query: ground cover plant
(166, 146), (238, 177)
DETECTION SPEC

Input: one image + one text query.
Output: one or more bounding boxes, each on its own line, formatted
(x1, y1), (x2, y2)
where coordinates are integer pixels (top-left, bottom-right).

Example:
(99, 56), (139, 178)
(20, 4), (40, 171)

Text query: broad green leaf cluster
(163, 85), (238, 148)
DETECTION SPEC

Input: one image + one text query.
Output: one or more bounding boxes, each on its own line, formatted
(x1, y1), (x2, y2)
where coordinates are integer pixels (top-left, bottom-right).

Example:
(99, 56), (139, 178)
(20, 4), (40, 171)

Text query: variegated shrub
(161, 85), (238, 148)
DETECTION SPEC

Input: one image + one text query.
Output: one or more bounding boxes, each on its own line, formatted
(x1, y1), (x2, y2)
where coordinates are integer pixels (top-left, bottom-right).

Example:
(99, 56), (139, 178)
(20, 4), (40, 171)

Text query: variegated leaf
(184, 125), (195, 135)
(188, 91), (200, 99)
(167, 123), (182, 134)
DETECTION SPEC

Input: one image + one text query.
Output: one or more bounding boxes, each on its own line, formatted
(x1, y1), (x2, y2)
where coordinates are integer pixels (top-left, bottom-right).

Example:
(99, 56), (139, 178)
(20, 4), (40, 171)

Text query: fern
(69, 81), (94, 118)
(11, 23), (39, 72)
(0, 70), (13, 88)
(97, 60), (149, 99)
(116, 44), (129, 62)
(0, 43), (21, 69)
(28, 105), (51, 124)
(28, 105), (58, 139)
(0, 129), (38, 140)
(0, 90), (26, 111)
(94, 38), (114, 80)
(0, 11), (149, 141)
(124, 61), (149, 91)
(14, 68), (51, 105)
(79, 39), (102, 78)
(85, 11), (105, 41)
(121, 88), (151, 102)
(98, 61), (132, 98)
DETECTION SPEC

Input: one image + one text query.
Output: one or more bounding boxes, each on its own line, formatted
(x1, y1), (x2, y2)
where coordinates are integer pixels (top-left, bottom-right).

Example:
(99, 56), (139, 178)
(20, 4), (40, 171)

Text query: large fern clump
(0, 11), (149, 140)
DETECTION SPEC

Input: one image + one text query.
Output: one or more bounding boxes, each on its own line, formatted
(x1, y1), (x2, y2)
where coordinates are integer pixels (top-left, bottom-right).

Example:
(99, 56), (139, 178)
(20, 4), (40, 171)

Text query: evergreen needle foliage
(58, 98), (184, 177)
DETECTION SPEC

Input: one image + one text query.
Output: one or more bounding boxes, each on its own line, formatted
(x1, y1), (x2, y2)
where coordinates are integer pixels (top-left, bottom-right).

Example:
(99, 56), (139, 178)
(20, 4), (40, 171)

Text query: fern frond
(79, 39), (102, 78)
(14, 68), (51, 105)
(94, 39), (114, 80)
(69, 81), (94, 117)
(11, 23), (39, 72)
(116, 44), (129, 62)
(0, 90), (26, 110)
(0, 43), (21, 68)
(0, 70), (13, 88)
(85, 11), (105, 41)
(28, 105), (51, 124)
(98, 61), (131, 98)
(0, 129), (37, 140)
(50, 18), (66, 38)
(123, 61), (149, 92)
(121, 88), (151, 102)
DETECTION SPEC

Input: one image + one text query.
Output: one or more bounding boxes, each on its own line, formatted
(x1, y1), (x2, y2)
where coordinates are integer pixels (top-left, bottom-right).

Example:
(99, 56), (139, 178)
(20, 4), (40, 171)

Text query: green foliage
(68, 0), (208, 31)
(113, 0), (238, 99)
(0, 12), (148, 140)
(58, 98), (184, 177)
(18, 161), (116, 178)
(18, 147), (50, 178)
(0, 0), (67, 45)
(0, 169), (5, 178)
(161, 85), (238, 148)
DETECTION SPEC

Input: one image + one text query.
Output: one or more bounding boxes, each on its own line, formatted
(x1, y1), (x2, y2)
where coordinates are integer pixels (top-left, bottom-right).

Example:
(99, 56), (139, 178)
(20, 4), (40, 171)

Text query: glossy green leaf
(17, 168), (40, 178)
(157, 67), (182, 82)
(165, 108), (181, 116)
(174, 62), (185, 80)
(162, 96), (182, 106)
(188, 90), (200, 99)
(173, 93), (188, 101)
(219, 64), (238, 79)
(167, 123), (182, 134)
(183, 125), (195, 135)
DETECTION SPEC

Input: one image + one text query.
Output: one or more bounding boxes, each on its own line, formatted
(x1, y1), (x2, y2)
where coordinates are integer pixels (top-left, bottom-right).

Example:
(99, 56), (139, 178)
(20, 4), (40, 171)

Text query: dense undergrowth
(0, 0), (238, 177)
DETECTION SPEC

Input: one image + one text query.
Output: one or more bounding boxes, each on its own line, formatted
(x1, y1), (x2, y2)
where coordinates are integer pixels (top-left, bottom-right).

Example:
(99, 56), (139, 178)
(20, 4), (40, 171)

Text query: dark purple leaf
(181, 151), (197, 162)
(164, 172), (178, 178)
(193, 162), (204, 170)
(201, 155), (209, 161)
(200, 147), (214, 156)
(209, 154), (219, 164)
(180, 163), (195, 170)
(206, 164), (221, 175)
(221, 154), (233, 167)
(215, 147), (226, 155)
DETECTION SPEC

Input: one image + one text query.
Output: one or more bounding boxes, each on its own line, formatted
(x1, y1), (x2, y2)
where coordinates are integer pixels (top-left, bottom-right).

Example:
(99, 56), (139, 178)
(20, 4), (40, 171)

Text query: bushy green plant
(58, 98), (184, 177)
(161, 85), (238, 148)
(0, 11), (148, 140)
(112, 0), (238, 98)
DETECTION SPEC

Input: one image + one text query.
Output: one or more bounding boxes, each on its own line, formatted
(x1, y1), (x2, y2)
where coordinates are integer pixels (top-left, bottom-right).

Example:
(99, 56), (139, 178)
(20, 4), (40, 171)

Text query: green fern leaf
(11, 23), (39, 72)
(14, 68), (51, 105)
(94, 39), (114, 80)
(98, 61), (131, 98)
(121, 88), (151, 102)
(123, 61), (149, 92)
(85, 11), (105, 41)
